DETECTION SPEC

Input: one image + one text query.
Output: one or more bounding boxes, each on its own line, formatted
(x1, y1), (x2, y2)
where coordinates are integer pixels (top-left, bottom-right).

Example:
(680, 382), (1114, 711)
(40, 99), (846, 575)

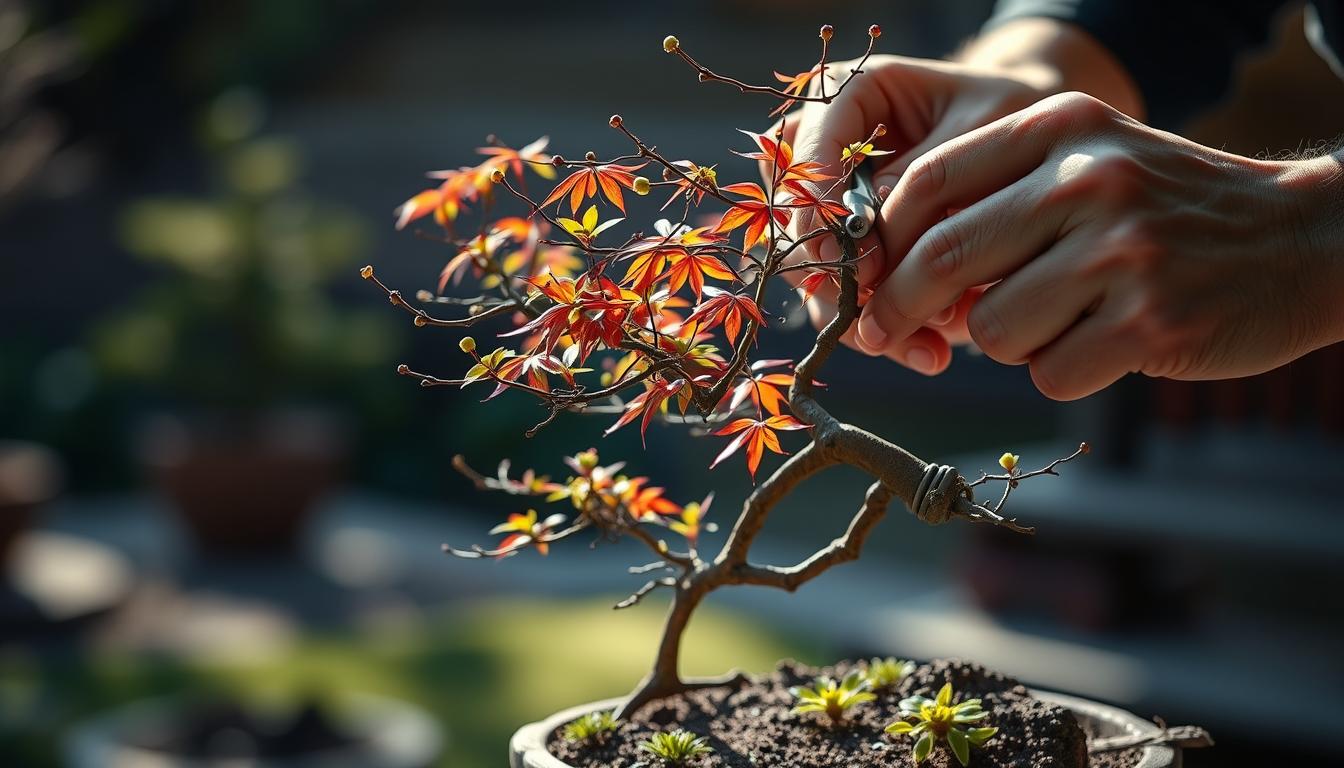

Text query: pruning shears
(842, 160), (877, 239)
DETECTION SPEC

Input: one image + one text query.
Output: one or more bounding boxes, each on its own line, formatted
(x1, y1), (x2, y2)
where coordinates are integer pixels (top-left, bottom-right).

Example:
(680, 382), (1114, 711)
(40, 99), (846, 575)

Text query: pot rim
(509, 686), (1174, 768)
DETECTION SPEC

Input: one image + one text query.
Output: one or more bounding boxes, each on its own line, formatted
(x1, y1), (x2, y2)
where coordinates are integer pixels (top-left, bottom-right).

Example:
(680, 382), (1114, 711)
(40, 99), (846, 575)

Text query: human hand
(762, 54), (1059, 369)
(856, 91), (1344, 399)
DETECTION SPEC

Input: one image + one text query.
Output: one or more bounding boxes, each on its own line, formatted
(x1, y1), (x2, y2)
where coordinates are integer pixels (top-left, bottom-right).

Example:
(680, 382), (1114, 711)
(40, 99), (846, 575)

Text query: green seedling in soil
(789, 670), (876, 725)
(562, 709), (620, 743)
(885, 682), (998, 765)
(636, 729), (714, 765)
(863, 656), (915, 690)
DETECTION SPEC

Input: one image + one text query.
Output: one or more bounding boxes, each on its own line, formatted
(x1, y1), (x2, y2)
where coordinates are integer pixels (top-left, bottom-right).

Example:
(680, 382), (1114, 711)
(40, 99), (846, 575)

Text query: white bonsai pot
(509, 688), (1176, 768)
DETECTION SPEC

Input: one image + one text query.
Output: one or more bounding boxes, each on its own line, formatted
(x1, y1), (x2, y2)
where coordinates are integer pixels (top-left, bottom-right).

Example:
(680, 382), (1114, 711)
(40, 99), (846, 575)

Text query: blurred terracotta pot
(0, 440), (62, 562)
(138, 409), (346, 555)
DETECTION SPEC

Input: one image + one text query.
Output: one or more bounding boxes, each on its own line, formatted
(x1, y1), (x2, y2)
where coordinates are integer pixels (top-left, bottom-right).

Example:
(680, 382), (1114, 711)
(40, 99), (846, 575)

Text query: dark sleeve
(983, 0), (1293, 128)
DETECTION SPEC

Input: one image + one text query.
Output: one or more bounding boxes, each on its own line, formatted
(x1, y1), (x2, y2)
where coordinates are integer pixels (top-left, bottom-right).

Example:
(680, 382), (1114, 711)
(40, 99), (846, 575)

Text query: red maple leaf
(684, 286), (766, 346)
(504, 273), (637, 362)
(474, 136), (556, 190)
(714, 182), (790, 250)
(770, 65), (824, 117)
(733, 130), (831, 187)
(540, 162), (649, 214)
(605, 377), (688, 445)
(782, 183), (851, 229)
(710, 415), (810, 479)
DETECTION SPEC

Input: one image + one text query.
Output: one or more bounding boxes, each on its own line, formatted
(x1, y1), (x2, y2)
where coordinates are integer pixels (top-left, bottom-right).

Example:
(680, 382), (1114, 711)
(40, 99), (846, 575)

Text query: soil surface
(549, 659), (1144, 768)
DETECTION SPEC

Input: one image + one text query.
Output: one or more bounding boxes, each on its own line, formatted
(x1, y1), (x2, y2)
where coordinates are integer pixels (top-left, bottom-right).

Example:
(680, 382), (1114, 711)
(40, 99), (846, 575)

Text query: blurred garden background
(2, 0), (1343, 766)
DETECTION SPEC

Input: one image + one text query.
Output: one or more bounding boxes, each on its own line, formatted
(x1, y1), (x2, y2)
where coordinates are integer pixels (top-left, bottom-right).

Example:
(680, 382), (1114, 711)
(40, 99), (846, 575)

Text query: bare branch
(615, 577), (677, 609)
(729, 480), (893, 591)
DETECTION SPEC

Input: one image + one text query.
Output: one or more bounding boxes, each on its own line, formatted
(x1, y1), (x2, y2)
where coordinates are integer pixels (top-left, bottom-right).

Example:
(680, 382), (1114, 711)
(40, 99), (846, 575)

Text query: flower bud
(577, 450), (599, 470)
(413, 315), (427, 327)
(868, 24), (882, 38)
(874, 123), (887, 137)
(633, 176), (650, 196)
(396, 363), (410, 374)
(663, 35), (680, 53)
(489, 167), (505, 183)
(585, 151), (597, 161)
(600, 371), (613, 387)
(998, 452), (1020, 472)
(609, 114), (623, 128)
(359, 265), (374, 279)
(551, 154), (566, 166)
(819, 24), (834, 41)
(459, 336), (477, 354)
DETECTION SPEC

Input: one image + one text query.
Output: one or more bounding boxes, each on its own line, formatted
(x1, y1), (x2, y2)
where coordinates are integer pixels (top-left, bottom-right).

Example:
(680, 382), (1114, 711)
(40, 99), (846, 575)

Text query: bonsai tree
(362, 24), (1087, 719)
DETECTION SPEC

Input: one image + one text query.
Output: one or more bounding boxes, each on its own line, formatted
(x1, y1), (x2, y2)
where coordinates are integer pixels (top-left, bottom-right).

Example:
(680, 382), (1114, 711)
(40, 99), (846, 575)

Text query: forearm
(955, 17), (1145, 120)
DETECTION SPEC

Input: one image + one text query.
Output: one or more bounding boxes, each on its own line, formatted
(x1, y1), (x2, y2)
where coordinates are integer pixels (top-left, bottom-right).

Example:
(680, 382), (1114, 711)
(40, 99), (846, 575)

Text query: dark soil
(549, 659), (1144, 768)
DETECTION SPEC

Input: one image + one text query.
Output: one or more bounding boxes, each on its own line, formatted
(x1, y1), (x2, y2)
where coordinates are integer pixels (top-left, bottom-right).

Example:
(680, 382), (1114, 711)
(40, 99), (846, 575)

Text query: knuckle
(1111, 288), (1196, 360)
(1019, 91), (1114, 141)
(1054, 91), (1112, 127)
(904, 150), (948, 197)
(1048, 151), (1147, 209)
(967, 300), (1009, 358)
(1075, 220), (1165, 281)
(915, 222), (964, 280)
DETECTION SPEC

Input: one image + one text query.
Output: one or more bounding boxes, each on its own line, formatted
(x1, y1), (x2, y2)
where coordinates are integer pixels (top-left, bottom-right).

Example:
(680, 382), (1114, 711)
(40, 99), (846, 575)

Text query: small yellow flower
(556, 205), (623, 245)
(841, 141), (894, 163)
(359, 265), (374, 279)
(998, 452), (1020, 472)
(633, 176), (650, 196)
(663, 35), (680, 53)
(459, 336), (477, 354)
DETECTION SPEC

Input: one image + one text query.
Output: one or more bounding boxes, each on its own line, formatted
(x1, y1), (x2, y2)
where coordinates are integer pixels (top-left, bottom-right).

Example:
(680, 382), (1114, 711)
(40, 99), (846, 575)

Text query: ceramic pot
(509, 688), (1177, 768)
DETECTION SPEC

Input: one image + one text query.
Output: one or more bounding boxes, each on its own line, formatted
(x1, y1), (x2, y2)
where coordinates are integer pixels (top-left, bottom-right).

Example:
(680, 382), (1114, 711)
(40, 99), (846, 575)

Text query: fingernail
(857, 313), (887, 351)
(905, 346), (936, 374)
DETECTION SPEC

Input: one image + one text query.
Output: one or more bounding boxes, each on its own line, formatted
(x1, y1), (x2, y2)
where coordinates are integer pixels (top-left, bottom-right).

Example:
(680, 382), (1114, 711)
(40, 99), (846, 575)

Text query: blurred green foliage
(0, 597), (827, 768)
(93, 89), (397, 412)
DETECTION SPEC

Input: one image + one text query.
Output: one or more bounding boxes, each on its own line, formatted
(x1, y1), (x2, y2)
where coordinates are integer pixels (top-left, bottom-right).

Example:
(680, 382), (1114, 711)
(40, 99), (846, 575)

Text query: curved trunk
(616, 584), (705, 719)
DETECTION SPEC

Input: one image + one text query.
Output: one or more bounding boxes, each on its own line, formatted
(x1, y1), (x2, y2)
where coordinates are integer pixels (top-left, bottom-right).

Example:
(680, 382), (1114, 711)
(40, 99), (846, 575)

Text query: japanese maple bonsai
(364, 25), (1202, 767)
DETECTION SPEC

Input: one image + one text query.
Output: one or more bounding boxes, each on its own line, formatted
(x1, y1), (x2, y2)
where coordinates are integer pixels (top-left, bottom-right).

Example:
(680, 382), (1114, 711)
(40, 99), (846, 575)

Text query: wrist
(1275, 151), (1344, 346)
